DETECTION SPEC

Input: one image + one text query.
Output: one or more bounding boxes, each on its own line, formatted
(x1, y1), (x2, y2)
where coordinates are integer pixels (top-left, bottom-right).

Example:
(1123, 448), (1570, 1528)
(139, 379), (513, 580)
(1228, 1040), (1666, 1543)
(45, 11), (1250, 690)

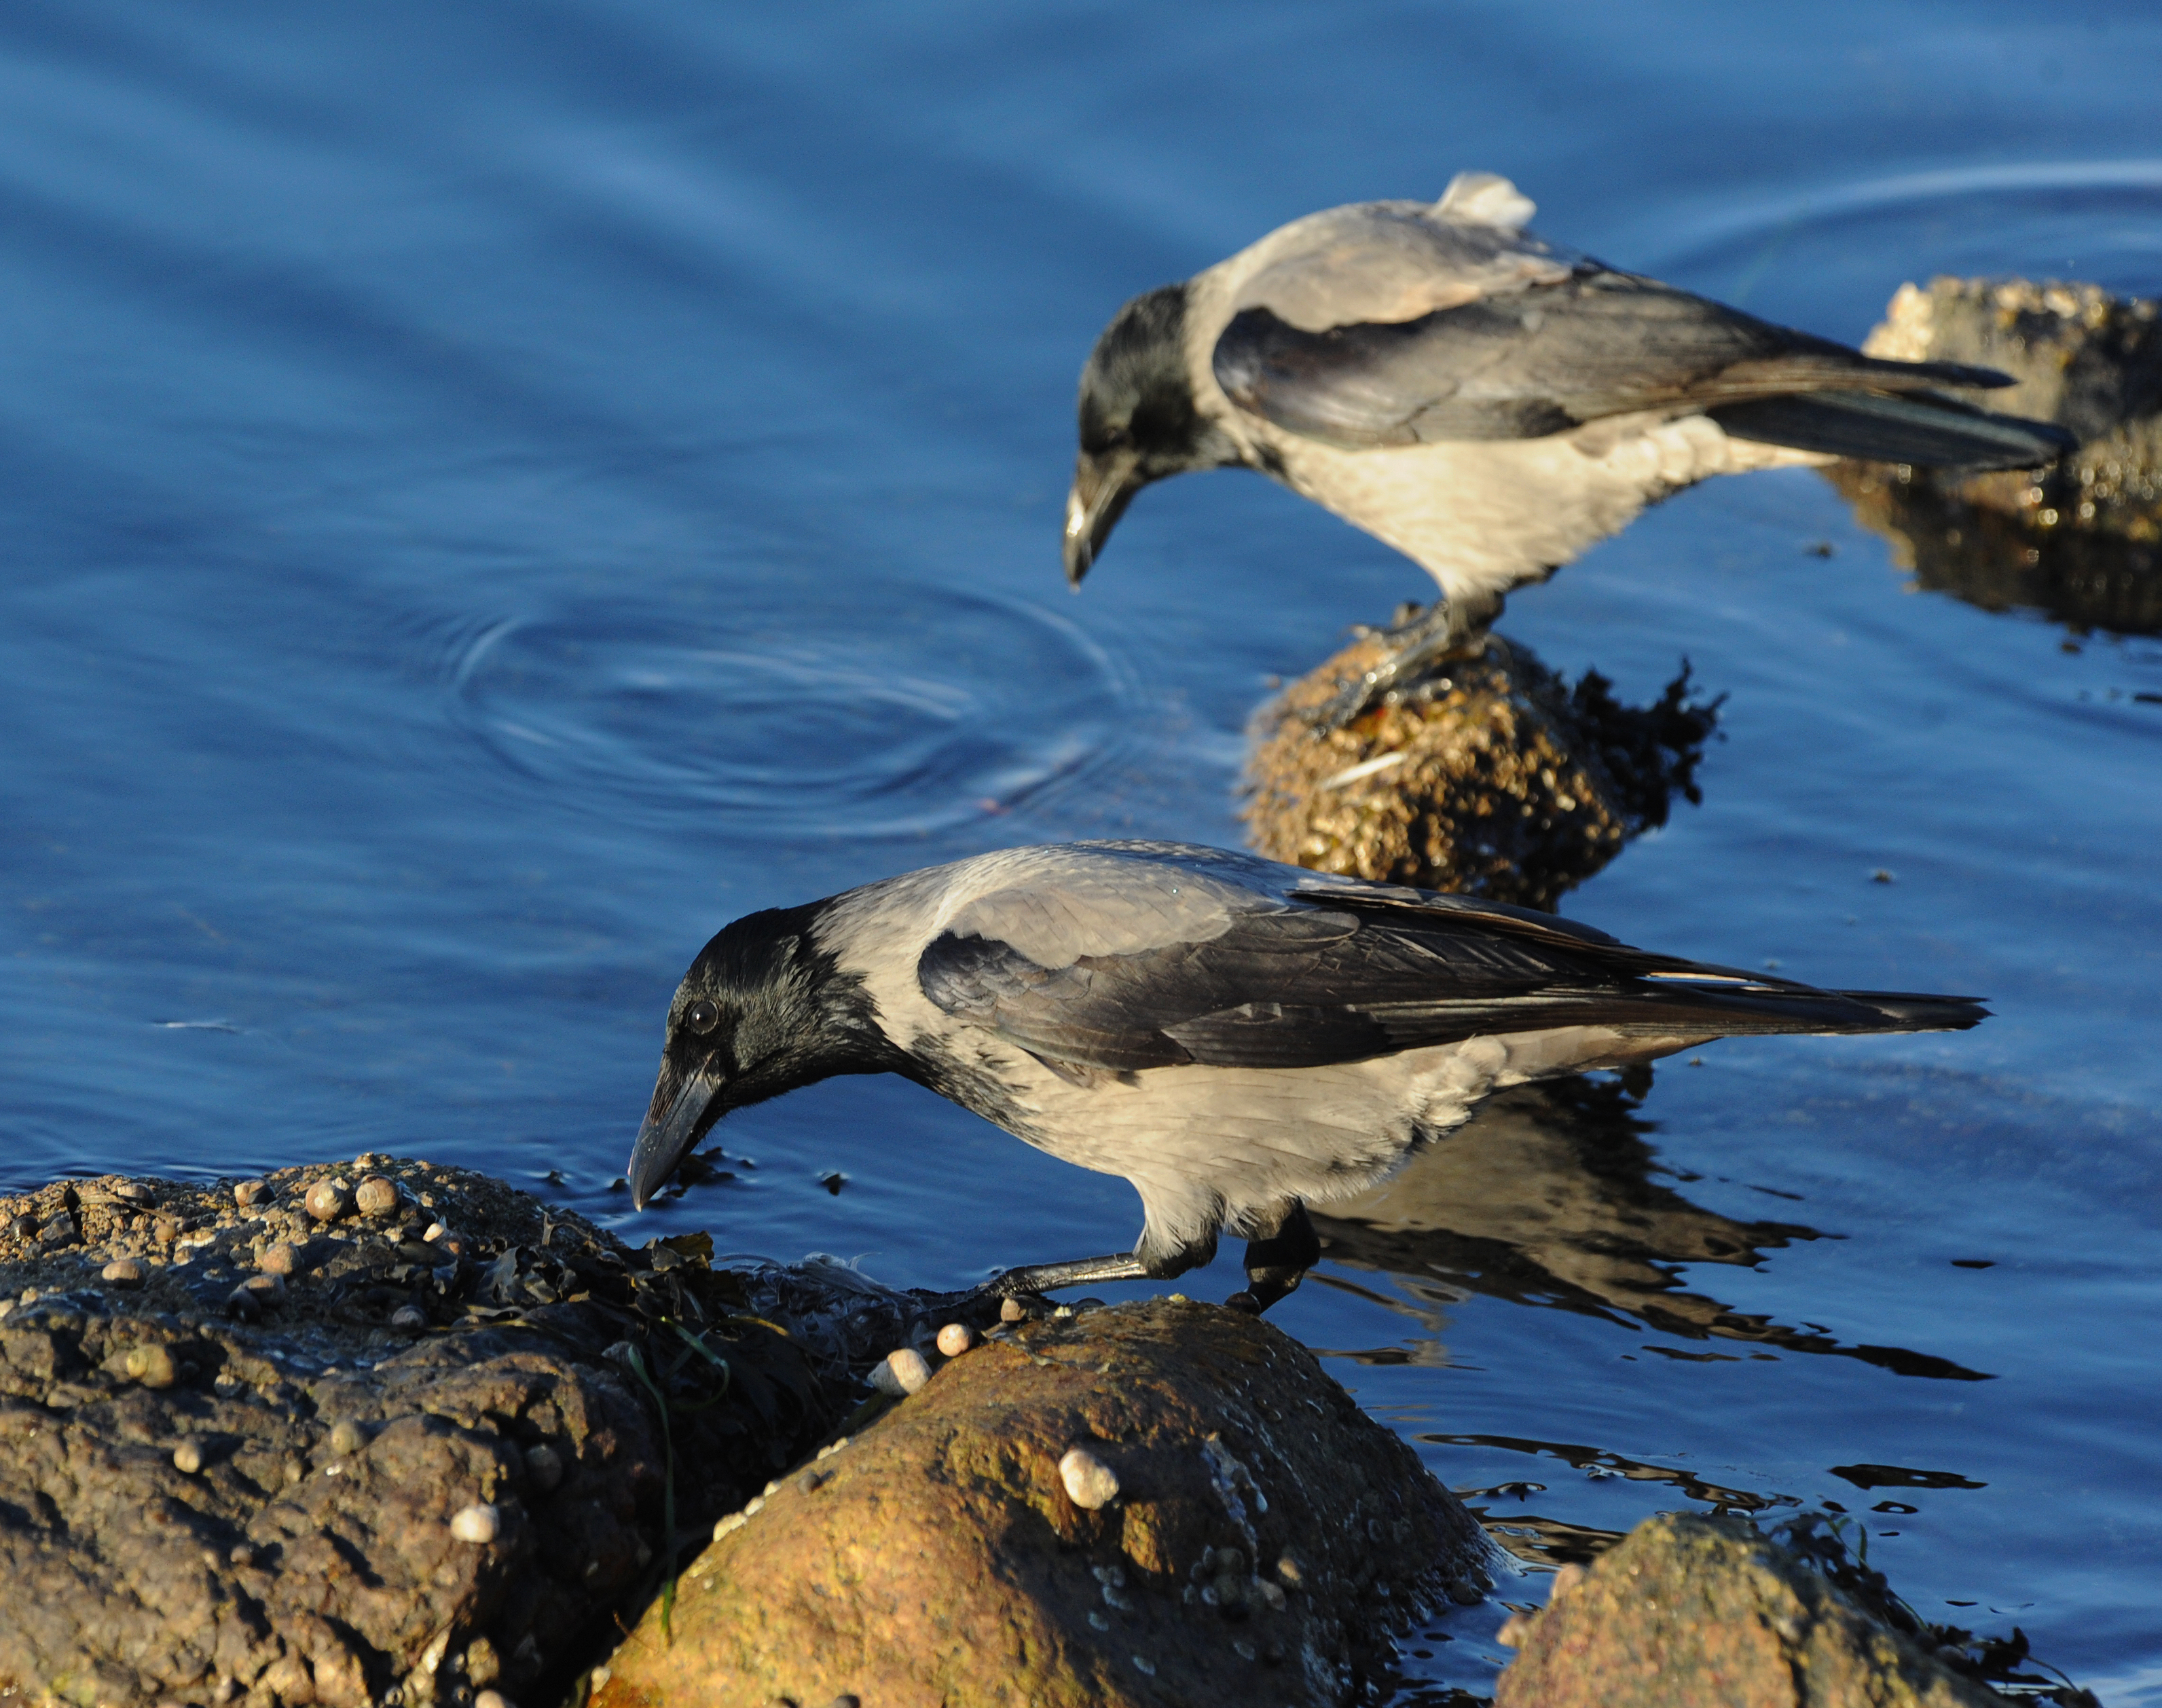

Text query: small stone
(391, 1305), (427, 1330)
(1257, 1580), (1287, 1612)
(999, 1296), (1031, 1322)
(743, 1496), (765, 1517)
(355, 1176), (399, 1217)
(1087, 1610), (1110, 1632)
(713, 1512), (746, 1538)
(473, 1694), (513, 1708)
(872, 1348), (931, 1396)
(6, 1214), (35, 1240)
(304, 1179), (351, 1223)
(524, 1443), (564, 1493)
(1059, 1445), (1120, 1510)
(424, 1223), (446, 1242)
(1275, 1550), (1304, 1588)
(1214, 1546), (1246, 1573)
(241, 1272), (287, 1303)
(1234, 1639), (1258, 1661)
(450, 1503), (500, 1544)
(225, 1287), (260, 1322)
(233, 1180), (270, 1208)
(172, 1439), (205, 1474)
(1131, 1655), (1156, 1677)
(329, 1421), (367, 1458)
(102, 1259), (145, 1288)
(114, 1180), (156, 1204)
(935, 1322), (976, 1357)
(124, 1345), (178, 1388)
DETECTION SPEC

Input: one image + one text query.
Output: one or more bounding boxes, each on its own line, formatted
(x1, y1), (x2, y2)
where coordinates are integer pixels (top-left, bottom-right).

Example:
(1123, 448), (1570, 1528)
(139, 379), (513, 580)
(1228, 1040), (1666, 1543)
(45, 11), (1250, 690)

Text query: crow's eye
(684, 999), (720, 1035)
(1103, 425), (1133, 450)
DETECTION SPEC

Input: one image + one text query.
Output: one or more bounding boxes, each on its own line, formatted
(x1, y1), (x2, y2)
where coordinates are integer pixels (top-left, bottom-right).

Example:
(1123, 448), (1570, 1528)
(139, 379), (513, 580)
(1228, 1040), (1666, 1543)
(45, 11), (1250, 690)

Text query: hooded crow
(1066, 174), (2072, 720)
(628, 840), (1986, 1311)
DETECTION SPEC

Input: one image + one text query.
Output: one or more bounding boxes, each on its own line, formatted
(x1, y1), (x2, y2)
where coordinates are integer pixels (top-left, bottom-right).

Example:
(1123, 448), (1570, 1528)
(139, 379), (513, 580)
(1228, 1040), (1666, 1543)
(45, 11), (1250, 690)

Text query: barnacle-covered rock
(1831, 276), (2162, 633)
(0, 1163), (874, 1707)
(1243, 633), (1719, 911)
(1493, 1512), (2015, 1707)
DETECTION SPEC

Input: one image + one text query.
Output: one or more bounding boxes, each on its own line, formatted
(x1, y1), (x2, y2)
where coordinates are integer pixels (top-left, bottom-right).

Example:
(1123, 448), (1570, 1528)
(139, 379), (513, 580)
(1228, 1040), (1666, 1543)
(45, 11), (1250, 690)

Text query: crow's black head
(627, 900), (892, 1208)
(1065, 283), (1243, 587)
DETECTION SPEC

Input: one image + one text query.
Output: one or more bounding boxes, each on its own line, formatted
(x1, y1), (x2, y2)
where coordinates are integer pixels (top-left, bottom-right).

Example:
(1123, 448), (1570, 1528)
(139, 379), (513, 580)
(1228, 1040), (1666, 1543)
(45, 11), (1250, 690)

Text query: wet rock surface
(1244, 632), (1719, 910)
(1492, 1512), (2081, 1708)
(1833, 276), (2162, 634)
(593, 1296), (1491, 1708)
(0, 1162), (869, 1707)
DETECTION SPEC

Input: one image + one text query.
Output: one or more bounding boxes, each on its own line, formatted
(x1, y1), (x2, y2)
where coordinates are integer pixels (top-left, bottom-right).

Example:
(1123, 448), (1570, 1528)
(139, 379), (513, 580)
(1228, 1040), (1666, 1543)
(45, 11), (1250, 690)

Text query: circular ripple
(1641, 160), (2162, 316)
(448, 580), (1132, 839)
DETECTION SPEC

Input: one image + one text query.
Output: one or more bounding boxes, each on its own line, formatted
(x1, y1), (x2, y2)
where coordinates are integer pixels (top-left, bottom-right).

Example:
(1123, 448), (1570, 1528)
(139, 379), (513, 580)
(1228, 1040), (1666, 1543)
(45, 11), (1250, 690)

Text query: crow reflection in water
(1313, 1071), (1992, 1381)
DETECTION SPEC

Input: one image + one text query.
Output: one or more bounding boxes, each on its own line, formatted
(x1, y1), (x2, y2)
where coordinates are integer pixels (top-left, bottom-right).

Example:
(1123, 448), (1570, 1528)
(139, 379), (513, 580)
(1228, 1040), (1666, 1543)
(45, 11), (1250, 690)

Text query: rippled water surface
(4, 4), (2160, 1699)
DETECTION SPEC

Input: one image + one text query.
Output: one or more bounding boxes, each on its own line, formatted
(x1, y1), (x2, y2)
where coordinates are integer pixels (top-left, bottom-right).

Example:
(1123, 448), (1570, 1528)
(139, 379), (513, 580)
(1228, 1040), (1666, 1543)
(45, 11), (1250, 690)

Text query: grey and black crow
(628, 841), (1986, 1311)
(1065, 173), (2072, 719)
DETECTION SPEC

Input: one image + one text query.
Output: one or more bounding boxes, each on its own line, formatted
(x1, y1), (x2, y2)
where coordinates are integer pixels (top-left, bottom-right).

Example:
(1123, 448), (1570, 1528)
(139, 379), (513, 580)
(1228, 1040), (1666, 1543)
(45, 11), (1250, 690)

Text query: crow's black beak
(1063, 447), (1143, 588)
(627, 1060), (725, 1210)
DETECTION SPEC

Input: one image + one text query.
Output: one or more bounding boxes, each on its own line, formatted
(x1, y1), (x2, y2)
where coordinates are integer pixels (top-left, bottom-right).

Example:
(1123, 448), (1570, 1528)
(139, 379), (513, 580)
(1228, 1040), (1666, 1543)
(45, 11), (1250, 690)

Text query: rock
(100, 1259), (145, 1288)
(355, 1176), (399, 1218)
(234, 1180), (272, 1209)
(597, 1297), (1489, 1708)
(304, 1178), (352, 1223)
(450, 1503), (502, 1544)
(0, 1162), (878, 1707)
(1830, 276), (2162, 634)
(1059, 1445), (1120, 1510)
(1492, 1512), (2004, 1707)
(1244, 634), (1718, 911)
(258, 1242), (300, 1277)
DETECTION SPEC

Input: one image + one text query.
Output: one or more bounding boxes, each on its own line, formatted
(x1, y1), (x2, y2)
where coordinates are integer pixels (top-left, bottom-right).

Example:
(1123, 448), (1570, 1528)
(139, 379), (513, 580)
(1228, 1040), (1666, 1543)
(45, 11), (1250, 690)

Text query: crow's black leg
(1225, 1201), (1321, 1314)
(1308, 593), (1502, 732)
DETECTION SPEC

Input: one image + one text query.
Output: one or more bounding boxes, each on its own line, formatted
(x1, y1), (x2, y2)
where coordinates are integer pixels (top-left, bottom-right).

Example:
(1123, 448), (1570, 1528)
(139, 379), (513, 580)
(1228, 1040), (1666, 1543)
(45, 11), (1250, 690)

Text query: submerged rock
(1493, 1512), (2042, 1708)
(596, 1297), (1491, 1708)
(1831, 276), (2162, 633)
(0, 1164), (873, 1707)
(1244, 633), (1718, 910)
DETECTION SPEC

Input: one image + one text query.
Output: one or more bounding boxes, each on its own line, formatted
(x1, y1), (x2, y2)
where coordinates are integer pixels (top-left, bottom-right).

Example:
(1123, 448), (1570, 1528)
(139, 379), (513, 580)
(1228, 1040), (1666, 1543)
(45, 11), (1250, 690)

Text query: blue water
(3, 3), (2159, 1698)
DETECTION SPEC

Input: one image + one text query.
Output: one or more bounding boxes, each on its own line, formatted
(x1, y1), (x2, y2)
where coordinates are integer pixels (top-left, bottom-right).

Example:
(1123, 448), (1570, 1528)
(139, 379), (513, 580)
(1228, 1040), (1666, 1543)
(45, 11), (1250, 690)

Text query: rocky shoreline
(0, 1162), (2093, 1707)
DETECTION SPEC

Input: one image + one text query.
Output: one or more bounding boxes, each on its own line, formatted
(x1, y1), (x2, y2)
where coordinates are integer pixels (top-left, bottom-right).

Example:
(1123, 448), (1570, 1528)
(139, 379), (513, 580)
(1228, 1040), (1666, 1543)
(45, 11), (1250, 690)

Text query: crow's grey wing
(1213, 270), (2021, 450)
(918, 877), (1981, 1075)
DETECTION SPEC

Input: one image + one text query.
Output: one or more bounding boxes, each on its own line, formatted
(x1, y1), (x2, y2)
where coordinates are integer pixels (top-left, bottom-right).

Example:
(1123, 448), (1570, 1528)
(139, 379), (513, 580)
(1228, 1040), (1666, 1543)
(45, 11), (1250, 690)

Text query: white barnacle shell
(872, 1347), (931, 1396)
(1059, 1445), (1120, 1510)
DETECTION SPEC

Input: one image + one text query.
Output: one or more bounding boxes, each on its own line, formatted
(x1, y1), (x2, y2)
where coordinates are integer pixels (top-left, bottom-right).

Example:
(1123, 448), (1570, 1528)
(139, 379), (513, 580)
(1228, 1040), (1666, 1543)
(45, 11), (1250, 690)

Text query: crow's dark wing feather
(1212, 270), (2032, 455)
(917, 896), (1981, 1074)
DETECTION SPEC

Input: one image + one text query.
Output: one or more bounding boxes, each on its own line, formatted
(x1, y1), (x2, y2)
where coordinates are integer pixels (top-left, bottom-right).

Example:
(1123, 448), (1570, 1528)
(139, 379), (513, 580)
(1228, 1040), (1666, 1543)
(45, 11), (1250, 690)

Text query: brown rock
(101, 1259), (145, 1288)
(1244, 633), (1717, 911)
(1492, 1512), (2002, 1708)
(234, 1180), (272, 1209)
(598, 1298), (1488, 1708)
(1829, 276), (2162, 635)
(258, 1242), (300, 1277)
(0, 1161), (913, 1708)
